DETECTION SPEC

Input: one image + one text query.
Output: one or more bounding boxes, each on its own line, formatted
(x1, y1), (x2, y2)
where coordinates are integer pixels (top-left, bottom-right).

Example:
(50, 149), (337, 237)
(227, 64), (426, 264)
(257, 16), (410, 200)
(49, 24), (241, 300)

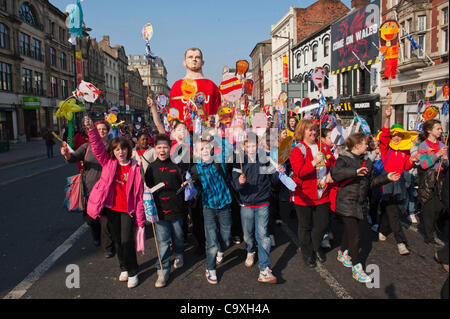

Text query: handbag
(63, 145), (90, 213)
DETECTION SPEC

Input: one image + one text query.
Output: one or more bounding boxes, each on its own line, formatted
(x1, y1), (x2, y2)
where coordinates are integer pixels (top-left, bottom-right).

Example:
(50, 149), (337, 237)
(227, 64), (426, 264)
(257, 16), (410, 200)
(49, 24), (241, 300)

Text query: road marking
(0, 156), (47, 170)
(280, 222), (353, 299)
(0, 164), (67, 187)
(3, 224), (88, 299)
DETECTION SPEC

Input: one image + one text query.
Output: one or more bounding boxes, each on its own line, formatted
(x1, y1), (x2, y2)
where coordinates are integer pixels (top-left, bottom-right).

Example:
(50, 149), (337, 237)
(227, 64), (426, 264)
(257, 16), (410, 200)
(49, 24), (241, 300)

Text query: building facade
(381, 0), (449, 130)
(270, 1), (350, 102)
(249, 40), (271, 106)
(127, 55), (170, 98)
(103, 49), (119, 110)
(1, 0), (76, 143)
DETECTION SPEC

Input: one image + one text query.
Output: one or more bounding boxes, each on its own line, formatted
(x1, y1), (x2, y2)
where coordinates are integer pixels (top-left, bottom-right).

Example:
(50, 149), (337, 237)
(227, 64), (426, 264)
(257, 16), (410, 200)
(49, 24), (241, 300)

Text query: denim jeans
(203, 205), (232, 271)
(154, 218), (184, 272)
(240, 205), (272, 271)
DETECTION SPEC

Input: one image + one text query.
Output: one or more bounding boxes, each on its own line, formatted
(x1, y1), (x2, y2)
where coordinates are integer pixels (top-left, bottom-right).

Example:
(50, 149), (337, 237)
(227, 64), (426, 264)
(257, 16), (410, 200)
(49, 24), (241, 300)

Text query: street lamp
(272, 32), (292, 82)
(273, 33), (292, 127)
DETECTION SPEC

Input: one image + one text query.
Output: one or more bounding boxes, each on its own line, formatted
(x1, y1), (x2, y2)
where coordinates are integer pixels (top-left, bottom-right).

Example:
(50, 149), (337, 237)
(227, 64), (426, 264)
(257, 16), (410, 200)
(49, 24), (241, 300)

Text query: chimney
(351, 0), (370, 9)
(102, 35), (110, 44)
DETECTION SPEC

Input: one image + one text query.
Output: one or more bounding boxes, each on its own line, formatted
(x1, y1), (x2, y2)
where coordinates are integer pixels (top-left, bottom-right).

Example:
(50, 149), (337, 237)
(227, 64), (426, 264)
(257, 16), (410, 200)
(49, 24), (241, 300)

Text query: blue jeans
(154, 218), (184, 272)
(240, 205), (272, 271)
(203, 205), (232, 271)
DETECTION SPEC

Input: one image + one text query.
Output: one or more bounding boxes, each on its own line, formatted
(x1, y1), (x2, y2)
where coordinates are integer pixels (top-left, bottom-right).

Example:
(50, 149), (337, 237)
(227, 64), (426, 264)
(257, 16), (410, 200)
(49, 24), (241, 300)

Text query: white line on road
(0, 163), (67, 187)
(3, 224), (88, 299)
(280, 222), (353, 299)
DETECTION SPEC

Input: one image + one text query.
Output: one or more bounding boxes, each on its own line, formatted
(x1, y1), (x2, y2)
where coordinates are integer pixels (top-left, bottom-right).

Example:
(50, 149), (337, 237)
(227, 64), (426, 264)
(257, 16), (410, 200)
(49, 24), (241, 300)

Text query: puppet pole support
(151, 222), (164, 272)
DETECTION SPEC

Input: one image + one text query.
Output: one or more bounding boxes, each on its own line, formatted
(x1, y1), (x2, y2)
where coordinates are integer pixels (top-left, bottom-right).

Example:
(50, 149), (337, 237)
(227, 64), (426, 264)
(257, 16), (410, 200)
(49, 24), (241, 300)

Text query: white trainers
(205, 269), (218, 284)
(127, 275), (139, 288)
(119, 271), (128, 282)
(174, 256), (184, 269)
(155, 271), (169, 288)
(408, 214), (418, 224)
(216, 252), (224, 265)
(378, 232), (387, 241)
(398, 243), (410, 255)
(258, 267), (277, 284)
(245, 252), (256, 268)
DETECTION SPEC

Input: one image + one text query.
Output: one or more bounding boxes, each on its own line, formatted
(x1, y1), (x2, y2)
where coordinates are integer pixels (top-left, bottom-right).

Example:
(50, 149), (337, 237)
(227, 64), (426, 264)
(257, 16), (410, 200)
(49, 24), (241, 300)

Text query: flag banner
(282, 55), (289, 83)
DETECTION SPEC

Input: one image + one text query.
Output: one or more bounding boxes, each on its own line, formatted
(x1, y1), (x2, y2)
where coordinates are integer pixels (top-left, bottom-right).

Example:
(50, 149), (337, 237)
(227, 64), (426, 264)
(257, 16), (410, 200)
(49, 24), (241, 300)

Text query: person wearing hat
(377, 107), (420, 255)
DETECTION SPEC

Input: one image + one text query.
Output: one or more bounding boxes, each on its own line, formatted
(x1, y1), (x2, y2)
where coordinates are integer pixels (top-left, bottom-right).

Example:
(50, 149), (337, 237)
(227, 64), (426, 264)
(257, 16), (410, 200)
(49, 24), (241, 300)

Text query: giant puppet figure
(379, 20), (400, 79)
(168, 48), (221, 131)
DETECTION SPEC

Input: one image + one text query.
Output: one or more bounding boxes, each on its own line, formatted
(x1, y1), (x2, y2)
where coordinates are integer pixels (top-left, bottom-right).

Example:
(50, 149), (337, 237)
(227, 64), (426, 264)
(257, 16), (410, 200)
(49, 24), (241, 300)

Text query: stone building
(270, 1), (350, 102)
(1, 0), (76, 143)
(127, 55), (170, 98)
(381, 0), (449, 130)
(249, 39), (271, 106)
(103, 49), (119, 111)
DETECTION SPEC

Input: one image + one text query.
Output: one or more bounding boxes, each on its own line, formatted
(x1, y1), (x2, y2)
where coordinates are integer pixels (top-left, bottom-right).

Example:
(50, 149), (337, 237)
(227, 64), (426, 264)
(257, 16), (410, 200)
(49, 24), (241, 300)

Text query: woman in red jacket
(290, 119), (334, 268)
(377, 107), (420, 255)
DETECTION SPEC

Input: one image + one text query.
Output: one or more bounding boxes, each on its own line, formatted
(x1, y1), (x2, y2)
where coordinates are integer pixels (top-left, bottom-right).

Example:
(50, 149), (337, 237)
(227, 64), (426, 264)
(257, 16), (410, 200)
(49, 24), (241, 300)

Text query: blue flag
(404, 28), (422, 51)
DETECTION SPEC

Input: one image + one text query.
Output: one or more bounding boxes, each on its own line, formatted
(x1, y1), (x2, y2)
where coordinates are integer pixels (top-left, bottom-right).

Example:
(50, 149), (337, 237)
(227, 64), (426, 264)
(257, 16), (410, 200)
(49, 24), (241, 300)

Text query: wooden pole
(151, 222), (164, 272)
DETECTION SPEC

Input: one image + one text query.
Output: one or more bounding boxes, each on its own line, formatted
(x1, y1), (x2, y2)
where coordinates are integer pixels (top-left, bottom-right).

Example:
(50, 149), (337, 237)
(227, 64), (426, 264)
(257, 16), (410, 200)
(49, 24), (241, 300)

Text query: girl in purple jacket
(84, 116), (145, 289)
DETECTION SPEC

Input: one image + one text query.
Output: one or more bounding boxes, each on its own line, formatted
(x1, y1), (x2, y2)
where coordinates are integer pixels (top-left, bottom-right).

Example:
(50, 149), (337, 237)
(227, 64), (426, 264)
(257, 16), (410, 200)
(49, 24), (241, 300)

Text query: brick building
(381, 0), (449, 130)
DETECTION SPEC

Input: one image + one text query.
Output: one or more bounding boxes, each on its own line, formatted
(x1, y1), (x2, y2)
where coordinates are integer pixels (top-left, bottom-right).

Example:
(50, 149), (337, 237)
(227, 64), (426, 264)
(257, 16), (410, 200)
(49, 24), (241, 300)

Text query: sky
(50, 0), (352, 87)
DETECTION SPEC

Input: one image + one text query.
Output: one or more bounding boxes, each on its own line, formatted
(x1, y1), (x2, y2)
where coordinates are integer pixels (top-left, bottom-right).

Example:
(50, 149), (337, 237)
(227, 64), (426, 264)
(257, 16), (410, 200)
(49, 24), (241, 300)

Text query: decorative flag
(423, 106), (439, 121)
(443, 84), (449, 100)
(379, 20), (400, 79)
(404, 28), (422, 51)
(354, 114), (371, 134)
(282, 55), (289, 83)
(73, 80), (101, 103)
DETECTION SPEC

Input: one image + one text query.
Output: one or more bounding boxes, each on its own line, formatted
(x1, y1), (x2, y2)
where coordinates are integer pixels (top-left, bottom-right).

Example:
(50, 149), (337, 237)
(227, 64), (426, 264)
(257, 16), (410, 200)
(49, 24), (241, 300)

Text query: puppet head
(235, 60), (249, 77)
(181, 79), (198, 101)
(218, 105), (233, 125)
(311, 67), (326, 92)
(380, 20), (399, 43)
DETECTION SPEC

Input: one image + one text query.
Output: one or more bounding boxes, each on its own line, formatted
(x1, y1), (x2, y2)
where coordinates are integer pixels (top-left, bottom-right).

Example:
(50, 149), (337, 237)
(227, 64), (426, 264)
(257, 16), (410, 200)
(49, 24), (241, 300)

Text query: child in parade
(231, 132), (284, 283)
(377, 107), (420, 255)
(83, 116), (145, 289)
(331, 133), (400, 283)
(190, 138), (233, 284)
(144, 134), (188, 288)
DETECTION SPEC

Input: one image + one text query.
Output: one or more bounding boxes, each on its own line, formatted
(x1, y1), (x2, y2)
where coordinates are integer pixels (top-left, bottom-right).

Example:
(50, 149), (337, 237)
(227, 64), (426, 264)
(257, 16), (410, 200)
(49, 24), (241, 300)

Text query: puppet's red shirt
(168, 78), (221, 130)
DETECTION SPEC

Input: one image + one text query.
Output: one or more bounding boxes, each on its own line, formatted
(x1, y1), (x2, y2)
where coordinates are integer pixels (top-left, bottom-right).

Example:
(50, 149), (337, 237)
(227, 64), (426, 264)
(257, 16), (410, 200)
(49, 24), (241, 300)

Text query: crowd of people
(57, 48), (448, 293)
(58, 102), (448, 290)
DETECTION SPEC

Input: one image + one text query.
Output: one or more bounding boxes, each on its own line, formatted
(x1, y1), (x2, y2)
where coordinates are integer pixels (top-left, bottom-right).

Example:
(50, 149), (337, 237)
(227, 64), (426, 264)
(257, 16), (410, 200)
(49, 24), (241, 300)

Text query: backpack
(329, 160), (366, 212)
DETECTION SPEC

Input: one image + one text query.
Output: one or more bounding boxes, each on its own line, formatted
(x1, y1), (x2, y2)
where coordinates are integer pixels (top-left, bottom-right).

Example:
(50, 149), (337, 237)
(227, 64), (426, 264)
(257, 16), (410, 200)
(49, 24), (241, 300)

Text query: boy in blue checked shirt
(190, 137), (233, 285)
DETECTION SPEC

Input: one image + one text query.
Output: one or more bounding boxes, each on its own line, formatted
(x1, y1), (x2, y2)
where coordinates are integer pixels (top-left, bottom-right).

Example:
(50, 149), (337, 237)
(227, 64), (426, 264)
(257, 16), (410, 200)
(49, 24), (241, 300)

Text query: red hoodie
(290, 140), (333, 206)
(378, 127), (414, 174)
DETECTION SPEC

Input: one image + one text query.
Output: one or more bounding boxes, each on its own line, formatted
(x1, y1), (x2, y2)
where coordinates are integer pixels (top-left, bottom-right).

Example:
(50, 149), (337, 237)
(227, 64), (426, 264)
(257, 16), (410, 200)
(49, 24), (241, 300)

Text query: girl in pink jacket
(84, 116), (145, 289)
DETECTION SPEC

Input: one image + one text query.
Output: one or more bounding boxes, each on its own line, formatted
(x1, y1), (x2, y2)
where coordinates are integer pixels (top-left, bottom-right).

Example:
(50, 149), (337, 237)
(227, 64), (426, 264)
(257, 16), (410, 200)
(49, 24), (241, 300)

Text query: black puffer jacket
(330, 150), (390, 220)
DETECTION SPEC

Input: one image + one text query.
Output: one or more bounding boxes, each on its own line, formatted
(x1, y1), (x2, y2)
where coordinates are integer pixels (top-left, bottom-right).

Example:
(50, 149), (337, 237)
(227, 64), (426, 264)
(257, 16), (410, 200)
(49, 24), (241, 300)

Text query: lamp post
(272, 32), (292, 127)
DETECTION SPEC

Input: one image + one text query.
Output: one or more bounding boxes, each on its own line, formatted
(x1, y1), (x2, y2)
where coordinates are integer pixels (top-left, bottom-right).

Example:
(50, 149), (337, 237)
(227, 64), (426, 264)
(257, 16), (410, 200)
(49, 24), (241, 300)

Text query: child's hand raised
(84, 116), (94, 130)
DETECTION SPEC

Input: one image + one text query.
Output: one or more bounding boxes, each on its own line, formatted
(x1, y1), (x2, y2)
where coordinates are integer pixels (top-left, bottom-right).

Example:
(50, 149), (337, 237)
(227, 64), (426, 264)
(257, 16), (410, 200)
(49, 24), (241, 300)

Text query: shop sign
(354, 102), (371, 109)
(23, 97), (40, 110)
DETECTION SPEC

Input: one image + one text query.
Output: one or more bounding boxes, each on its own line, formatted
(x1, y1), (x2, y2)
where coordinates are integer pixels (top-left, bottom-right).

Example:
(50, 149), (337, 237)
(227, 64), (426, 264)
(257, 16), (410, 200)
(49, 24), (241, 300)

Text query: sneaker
(127, 275), (139, 289)
(270, 234), (276, 247)
(205, 269), (218, 284)
(233, 236), (241, 245)
(378, 232), (387, 241)
(258, 267), (277, 284)
(352, 263), (372, 283)
(408, 214), (418, 224)
(155, 271), (169, 288)
(397, 243), (410, 255)
(119, 271), (128, 282)
(174, 256), (184, 269)
(328, 231), (335, 241)
(216, 252), (224, 265)
(337, 250), (352, 268)
(321, 235), (331, 249)
(245, 252), (256, 268)
(275, 219), (282, 225)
